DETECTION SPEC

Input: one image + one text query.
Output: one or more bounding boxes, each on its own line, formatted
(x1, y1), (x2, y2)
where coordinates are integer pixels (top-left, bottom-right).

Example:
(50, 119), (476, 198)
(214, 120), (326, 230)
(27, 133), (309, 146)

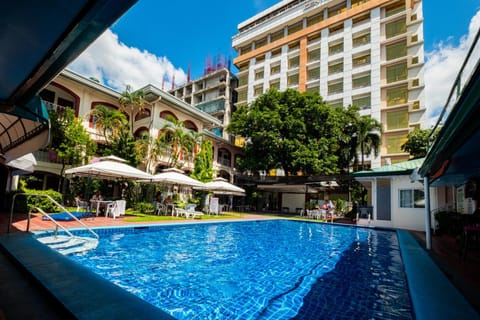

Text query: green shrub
(134, 202), (155, 215)
(9, 189), (63, 213)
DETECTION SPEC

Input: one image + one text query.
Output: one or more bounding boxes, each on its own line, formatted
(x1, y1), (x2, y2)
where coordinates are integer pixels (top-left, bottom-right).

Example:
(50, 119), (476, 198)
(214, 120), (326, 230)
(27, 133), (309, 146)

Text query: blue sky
(68, 0), (480, 122)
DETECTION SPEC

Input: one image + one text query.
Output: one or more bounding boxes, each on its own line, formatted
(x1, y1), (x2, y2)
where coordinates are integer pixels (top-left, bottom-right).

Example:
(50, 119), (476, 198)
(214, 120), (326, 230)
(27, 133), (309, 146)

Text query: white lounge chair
(106, 200), (126, 219)
(184, 204), (204, 219)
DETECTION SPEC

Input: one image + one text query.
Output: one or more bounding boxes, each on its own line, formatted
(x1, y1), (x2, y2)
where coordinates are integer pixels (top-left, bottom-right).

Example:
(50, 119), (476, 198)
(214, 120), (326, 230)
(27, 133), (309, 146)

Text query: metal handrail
(9, 193), (99, 239)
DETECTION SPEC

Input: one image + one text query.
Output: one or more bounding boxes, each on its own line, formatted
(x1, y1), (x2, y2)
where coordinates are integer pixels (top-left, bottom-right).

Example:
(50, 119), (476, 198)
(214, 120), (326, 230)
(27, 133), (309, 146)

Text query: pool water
(67, 220), (413, 319)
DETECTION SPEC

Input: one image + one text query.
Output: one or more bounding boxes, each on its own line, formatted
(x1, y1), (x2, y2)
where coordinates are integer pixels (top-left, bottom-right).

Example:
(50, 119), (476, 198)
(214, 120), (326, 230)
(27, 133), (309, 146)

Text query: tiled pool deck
(0, 213), (479, 319)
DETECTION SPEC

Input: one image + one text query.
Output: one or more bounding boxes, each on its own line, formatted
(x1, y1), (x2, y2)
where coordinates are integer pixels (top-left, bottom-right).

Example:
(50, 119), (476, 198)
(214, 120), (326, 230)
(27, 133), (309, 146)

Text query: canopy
(204, 177), (246, 196)
(65, 157), (152, 180)
(147, 168), (205, 188)
(6, 153), (37, 174)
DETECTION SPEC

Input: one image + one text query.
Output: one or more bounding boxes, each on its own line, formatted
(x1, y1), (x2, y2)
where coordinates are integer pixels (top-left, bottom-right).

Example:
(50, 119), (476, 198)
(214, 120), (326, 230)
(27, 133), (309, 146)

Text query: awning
(6, 153), (37, 174)
(0, 96), (49, 163)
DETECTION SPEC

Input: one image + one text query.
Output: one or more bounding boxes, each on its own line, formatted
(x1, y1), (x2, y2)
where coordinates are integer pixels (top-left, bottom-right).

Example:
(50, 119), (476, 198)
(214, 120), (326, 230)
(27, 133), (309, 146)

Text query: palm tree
(356, 116), (382, 170)
(90, 105), (127, 143)
(118, 85), (146, 133)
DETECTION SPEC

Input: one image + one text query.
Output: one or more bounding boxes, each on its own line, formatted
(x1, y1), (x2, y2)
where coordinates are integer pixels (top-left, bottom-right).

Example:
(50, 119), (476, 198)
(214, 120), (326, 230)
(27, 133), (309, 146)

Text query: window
(353, 53), (371, 67)
(412, 100), (420, 110)
(271, 48), (282, 58)
(386, 40), (407, 60)
(270, 30), (284, 43)
(329, 23), (343, 35)
(328, 2), (347, 17)
(352, 73), (371, 88)
(307, 13), (323, 26)
(385, 133), (407, 154)
(328, 99), (343, 108)
(386, 110), (408, 130)
(352, 33), (370, 47)
(411, 78), (419, 87)
(289, 42), (300, 51)
(254, 69), (264, 80)
(254, 85), (263, 96)
(329, 42), (344, 55)
(411, 56), (419, 64)
(307, 48), (321, 62)
(238, 74), (248, 86)
(385, 2), (405, 17)
(411, 34), (418, 43)
(238, 63), (249, 73)
(385, 19), (406, 38)
(256, 55), (265, 63)
(328, 81), (343, 94)
(240, 45), (251, 55)
(288, 22), (303, 35)
(352, 13), (370, 26)
(386, 62), (407, 83)
(386, 85), (408, 106)
(255, 37), (267, 49)
(307, 67), (320, 81)
(270, 81), (280, 90)
(400, 189), (425, 208)
(411, 13), (417, 21)
(270, 64), (281, 75)
(288, 74), (299, 86)
(351, 0), (369, 8)
(307, 85), (319, 93)
(352, 94), (371, 109)
(308, 32), (321, 44)
(328, 61), (343, 74)
(288, 56), (300, 68)
(237, 89), (247, 102)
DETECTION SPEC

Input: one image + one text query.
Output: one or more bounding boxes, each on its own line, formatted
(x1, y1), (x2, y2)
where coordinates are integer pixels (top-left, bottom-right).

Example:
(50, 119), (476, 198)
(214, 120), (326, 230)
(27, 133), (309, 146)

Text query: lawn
(123, 210), (245, 222)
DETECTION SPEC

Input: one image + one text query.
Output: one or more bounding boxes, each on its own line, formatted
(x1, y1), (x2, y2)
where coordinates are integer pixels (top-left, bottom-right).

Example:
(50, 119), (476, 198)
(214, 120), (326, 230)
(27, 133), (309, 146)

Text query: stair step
(37, 236), (99, 255)
(37, 235), (72, 245)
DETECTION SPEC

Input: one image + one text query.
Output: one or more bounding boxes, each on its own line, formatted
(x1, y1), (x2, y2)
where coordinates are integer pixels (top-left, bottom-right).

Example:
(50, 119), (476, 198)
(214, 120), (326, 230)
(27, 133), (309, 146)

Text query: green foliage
(107, 126), (141, 167)
(90, 105), (128, 143)
(228, 89), (364, 175)
(13, 189), (64, 213)
(134, 202), (155, 215)
(191, 139), (214, 182)
(401, 128), (436, 159)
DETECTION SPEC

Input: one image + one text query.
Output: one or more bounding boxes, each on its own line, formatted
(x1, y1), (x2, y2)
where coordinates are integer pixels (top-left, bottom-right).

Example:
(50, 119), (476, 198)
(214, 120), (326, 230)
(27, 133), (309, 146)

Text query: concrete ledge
(0, 233), (175, 320)
(397, 230), (480, 320)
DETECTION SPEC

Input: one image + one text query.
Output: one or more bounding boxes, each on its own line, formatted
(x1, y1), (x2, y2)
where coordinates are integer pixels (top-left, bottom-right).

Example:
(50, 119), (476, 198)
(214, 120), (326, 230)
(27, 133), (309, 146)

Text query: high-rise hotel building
(232, 0), (425, 169)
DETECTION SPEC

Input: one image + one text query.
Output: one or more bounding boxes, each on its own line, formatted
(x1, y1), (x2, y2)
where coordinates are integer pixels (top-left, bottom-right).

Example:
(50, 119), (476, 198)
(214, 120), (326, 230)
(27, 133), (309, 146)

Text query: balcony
(196, 99), (225, 114)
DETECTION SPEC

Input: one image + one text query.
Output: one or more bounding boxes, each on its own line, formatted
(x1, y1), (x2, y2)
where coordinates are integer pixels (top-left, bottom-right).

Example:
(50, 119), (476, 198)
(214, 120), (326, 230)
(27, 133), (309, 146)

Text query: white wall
(281, 193), (305, 213)
(389, 176), (425, 231)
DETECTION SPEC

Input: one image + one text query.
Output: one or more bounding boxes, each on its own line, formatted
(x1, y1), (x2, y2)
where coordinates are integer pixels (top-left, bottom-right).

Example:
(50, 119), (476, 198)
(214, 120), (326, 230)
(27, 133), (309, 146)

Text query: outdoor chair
(184, 204), (204, 219)
(106, 200), (126, 219)
(76, 199), (90, 212)
(155, 202), (166, 215)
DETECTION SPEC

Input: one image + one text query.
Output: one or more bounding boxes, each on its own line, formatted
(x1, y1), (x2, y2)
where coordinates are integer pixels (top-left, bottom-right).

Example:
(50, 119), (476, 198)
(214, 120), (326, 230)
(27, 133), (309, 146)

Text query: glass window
(288, 74), (299, 86)
(256, 55), (265, 63)
(328, 61), (344, 74)
(386, 40), (407, 61)
(255, 37), (267, 49)
(353, 33), (370, 47)
(238, 74), (248, 86)
(270, 30), (284, 43)
(307, 13), (323, 26)
(386, 62), (407, 83)
(386, 85), (408, 106)
(352, 13), (370, 26)
(240, 45), (251, 55)
(329, 42), (344, 55)
(254, 69), (264, 80)
(254, 85), (263, 96)
(385, 2), (405, 17)
(270, 64), (281, 75)
(386, 19), (406, 38)
(386, 110), (408, 130)
(328, 81), (343, 94)
(328, 99), (343, 108)
(307, 67), (320, 81)
(271, 48), (282, 58)
(353, 54), (371, 67)
(288, 22), (303, 35)
(329, 24), (343, 34)
(307, 48), (321, 62)
(352, 73), (371, 88)
(307, 85), (319, 93)
(237, 89), (247, 102)
(270, 81), (280, 90)
(386, 133), (407, 154)
(400, 189), (425, 208)
(288, 56), (300, 68)
(352, 95), (371, 109)
(328, 2), (347, 17)
(351, 0), (369, 8)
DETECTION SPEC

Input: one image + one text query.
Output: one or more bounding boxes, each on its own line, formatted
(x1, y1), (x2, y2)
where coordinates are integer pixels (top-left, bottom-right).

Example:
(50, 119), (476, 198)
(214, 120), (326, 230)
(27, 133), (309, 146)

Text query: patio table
(90, 200), (113, 217)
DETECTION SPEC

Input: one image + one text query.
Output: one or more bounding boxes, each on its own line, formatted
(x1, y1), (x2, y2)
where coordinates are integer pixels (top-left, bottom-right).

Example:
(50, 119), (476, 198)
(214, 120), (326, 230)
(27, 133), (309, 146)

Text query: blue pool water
(67, 220), (413, 319)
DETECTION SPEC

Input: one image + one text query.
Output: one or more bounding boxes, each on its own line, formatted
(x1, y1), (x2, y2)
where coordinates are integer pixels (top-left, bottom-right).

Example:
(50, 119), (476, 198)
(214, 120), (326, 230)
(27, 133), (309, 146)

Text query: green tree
(228, 89), (350, 175)
(90, 105), (128, 143)
(191, 139), (214, 182)
(107, 125), (141, 167)
(401, 128), (435, 159)
(118, 85), (146, 133)
(49, 108), (96, 191)
(158, 116), (198, 169)
(355, 115), (382, 170)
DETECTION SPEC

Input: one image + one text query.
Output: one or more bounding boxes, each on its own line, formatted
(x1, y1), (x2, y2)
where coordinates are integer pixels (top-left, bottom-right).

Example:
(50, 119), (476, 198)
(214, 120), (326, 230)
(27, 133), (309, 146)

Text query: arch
(89, 102), (120, 128)
(45, 82), (81, 116)
(184, 120), (198, 132)
(160, 110), (178, 121)
(134, 127), (150, 140)
(135, 108), (151, 121)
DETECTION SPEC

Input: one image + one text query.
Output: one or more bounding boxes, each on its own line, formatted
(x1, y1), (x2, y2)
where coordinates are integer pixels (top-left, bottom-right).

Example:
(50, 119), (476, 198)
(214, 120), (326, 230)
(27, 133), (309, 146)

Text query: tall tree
(158, 116), (197, 169)
(90, 105), (127, 143)
(228, 89), (351, 175)
(355, 115), (382, 170)
(118, 85), (145, 133)
(191, 139), (214, 182)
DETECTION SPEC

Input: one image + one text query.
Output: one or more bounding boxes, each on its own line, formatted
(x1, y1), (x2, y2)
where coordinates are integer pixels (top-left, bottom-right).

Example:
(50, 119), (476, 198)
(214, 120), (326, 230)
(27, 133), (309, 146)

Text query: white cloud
(424, 10), (480, 128)
(68, 29), (187, 92)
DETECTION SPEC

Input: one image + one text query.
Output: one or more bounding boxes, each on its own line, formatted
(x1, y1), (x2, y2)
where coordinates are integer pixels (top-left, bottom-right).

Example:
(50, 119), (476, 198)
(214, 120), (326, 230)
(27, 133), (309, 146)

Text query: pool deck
(0, 212), (479, 319)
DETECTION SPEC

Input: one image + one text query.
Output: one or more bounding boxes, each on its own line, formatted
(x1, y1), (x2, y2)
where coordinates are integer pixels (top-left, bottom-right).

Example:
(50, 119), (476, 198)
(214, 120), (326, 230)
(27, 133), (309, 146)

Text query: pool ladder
(9, 193), (99, 255)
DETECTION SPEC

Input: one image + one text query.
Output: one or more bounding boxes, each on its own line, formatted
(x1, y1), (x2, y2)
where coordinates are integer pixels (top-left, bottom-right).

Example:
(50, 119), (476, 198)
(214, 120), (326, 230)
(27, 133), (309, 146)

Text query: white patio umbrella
(65, 156), (152, 180)
(147, 168), (205, 188)
(204, 177), (246, 196)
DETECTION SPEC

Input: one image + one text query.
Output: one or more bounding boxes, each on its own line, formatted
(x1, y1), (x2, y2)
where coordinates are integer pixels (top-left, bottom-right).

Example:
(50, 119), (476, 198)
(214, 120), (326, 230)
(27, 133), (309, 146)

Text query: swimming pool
(66, 220), (413, 319)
